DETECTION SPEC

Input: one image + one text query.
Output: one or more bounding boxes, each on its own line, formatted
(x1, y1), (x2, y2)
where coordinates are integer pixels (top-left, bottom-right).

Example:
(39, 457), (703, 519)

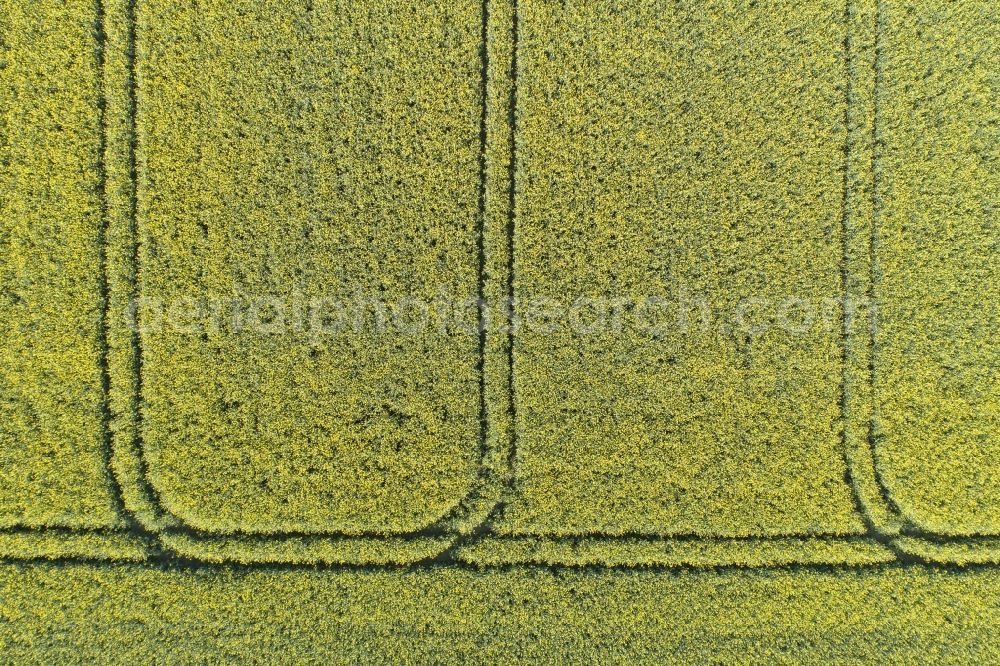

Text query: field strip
(491, 0), (870, 542)
(453, 535), (895, 568)
(870, 0), (1000, 538)
(98, 0), (517, 565)
(844, 0), (1000, 555)
(0, 527), (150, 563)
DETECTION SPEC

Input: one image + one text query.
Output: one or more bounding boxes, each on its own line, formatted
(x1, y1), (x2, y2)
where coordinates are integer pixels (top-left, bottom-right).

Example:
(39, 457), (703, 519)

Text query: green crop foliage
(3, 0), (1000, 660)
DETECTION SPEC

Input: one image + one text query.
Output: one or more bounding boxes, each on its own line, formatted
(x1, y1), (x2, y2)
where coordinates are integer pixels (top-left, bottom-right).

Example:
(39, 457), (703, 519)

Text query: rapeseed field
(2, 0), (999, 661)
